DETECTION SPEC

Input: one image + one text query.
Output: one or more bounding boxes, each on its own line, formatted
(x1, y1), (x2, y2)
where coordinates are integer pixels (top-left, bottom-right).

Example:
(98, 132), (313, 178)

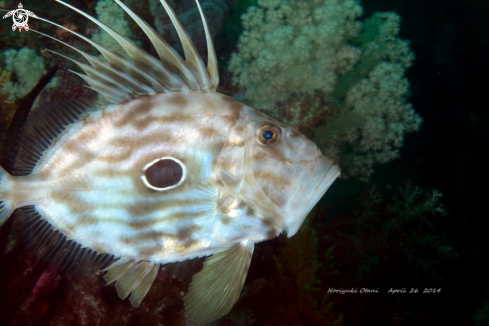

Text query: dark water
(0, 0), (487, 325)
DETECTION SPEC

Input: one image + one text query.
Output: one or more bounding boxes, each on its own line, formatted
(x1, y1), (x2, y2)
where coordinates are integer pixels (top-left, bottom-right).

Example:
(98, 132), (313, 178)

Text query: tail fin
(0, 166), (14, 227)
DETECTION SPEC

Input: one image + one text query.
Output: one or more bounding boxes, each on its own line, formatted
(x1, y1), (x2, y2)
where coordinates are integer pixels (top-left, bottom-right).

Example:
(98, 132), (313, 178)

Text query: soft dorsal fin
(5, 99), (94, 176)
(31, 0), (219, 103)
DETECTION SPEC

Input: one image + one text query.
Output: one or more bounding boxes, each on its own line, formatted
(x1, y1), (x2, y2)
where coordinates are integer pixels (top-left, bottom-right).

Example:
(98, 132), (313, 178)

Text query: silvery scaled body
(0, 0), (340, 323)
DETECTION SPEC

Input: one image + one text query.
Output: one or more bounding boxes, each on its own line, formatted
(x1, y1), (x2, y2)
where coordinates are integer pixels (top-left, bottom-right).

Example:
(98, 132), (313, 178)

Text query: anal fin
(184, 240), (255, 323)
(14, 206), (114, 274)
(103, 259), (159, 308)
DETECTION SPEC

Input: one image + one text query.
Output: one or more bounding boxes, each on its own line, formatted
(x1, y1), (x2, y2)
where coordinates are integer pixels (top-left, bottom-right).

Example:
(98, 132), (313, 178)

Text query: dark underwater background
(0, 0), (488, 325)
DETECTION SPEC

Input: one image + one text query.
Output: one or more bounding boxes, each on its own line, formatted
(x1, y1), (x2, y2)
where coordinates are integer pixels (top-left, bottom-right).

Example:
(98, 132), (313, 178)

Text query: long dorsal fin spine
(194, 0), (219, 92)
(34, 15), (160, 99)
(55, 0), (185, 92)
(158, 0), (210, 89)
(113, 0), (199, 90)
(71, 61), (134, 97)
(33, 0), (219, 102)
(31, 29), (151, 97)
(46, 48), (134, 101)
(70, 71), (126, 103)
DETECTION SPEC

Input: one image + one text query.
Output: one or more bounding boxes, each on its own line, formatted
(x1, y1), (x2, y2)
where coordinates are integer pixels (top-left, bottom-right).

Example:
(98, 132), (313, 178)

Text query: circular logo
(13, 9), (29, 28)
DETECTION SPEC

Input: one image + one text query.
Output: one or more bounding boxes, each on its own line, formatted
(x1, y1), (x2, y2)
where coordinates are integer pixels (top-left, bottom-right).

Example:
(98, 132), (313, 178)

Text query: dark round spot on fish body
(145, 159), (183, 188)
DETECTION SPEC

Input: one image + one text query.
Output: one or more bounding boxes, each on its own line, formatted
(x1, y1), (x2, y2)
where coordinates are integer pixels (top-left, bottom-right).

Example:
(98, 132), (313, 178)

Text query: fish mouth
(314, 155), (340, 193)
(283, 154), (340, 237)
(306, 155), (341, 208)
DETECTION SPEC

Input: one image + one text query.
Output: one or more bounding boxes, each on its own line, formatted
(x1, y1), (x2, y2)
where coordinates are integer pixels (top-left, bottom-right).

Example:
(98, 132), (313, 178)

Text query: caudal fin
(0, 166), (14, 227)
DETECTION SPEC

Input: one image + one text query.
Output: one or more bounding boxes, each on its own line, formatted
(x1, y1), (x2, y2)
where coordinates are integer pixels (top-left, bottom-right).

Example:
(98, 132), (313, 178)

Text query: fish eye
(255, 123), (281, 146)
(141, 157), (187, 191)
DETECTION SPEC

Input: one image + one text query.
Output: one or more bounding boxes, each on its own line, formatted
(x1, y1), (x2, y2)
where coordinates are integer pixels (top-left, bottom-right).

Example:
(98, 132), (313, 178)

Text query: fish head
(218, 105), (340, 238)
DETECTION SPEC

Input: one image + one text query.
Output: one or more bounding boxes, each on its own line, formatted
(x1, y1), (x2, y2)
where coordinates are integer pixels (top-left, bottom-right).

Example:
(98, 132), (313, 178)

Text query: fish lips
(283, 155), (340, 237)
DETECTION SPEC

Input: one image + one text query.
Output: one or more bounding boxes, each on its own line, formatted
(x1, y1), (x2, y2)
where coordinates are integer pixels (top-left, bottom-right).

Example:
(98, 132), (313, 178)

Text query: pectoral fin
(184, 240), (255, 323)
(103, 259), (159, 308)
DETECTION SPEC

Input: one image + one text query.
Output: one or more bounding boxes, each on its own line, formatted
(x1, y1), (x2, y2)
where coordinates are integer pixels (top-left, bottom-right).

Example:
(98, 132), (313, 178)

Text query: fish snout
(282, 154), (340, 237)
(285, 133), (322, 168)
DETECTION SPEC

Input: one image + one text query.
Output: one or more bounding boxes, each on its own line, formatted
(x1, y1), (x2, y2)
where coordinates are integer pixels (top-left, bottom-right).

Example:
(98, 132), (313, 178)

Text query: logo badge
(2, 3), (38, 32)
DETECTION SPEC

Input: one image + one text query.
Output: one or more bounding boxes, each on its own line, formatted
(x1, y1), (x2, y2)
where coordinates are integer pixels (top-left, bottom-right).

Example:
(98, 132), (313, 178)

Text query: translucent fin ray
(16, 206), (114, 274)
(129, 264), (159, 307)
(113, 0), (200, 90)
(33, 0), (219, 103)
(34, 15), (160, 99)
(31, 29), (152, 97)
(46, 48), (133, 103)
(5, 100), (94, 176)
(104, 259), (159, 307)
(56, 0), (183, 92)
(158, 0), (210, 90)
(184, 240), (255, 323)
(195, 0), (219, 91)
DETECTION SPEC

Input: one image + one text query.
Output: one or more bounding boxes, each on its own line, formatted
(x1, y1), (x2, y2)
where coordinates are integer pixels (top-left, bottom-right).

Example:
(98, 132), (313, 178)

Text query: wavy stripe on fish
(0, 0), (340, 323)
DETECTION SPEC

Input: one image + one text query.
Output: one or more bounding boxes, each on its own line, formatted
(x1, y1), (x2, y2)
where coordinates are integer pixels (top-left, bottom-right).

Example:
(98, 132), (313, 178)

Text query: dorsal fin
(31, 0), (219, 103)
(5, 100), (93, 176)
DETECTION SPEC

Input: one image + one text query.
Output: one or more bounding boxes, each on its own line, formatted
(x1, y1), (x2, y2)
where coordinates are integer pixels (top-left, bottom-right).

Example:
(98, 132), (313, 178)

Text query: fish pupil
(145, 159), (183, 188)
(263, 130), (274, 140)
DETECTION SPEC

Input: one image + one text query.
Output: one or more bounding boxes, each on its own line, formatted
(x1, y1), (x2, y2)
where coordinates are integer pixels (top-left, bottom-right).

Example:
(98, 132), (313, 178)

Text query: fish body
(0, 0), (340, 323)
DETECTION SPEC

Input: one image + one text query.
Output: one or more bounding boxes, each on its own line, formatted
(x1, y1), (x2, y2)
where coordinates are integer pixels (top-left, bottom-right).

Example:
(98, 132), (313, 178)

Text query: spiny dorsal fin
(31, 17), (160, 102)
(56, 0), (184, 92)
(184, 240), (255, 323)
(158, 0), (210, 90)
(195, 0), (219, 92)
(113, 0), (201, 90)
(32, 0), (219, 103)
(31, 29), (154, 100)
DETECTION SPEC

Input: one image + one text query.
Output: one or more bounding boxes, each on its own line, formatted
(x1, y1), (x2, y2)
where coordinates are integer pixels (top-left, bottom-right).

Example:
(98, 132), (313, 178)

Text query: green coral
(229, 0), (363, 110)
(318, 62), (422, 179)
(229, 0), (421, 180)
(334, 12), (415, 99)
(0, 47), (45, 101)
(90, 0), (135, 56)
